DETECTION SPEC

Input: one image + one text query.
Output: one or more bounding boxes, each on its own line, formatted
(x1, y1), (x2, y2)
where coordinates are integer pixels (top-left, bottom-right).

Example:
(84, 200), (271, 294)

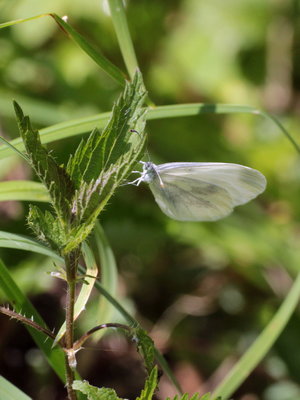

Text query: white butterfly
(130, 161), (267, 221)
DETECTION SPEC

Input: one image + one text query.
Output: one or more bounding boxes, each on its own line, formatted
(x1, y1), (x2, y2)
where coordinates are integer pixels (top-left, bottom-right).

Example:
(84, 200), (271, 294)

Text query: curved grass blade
(0, 180), (49, 202)
(92, 222), (118, 340)
(107, 0), (139, 79)
(49, 14), (126, 86)
(53, 242), (98, 346)
(1, 103), (298, 160)
(0, 231), (182, 393)
(0, 375), (32, 400)
(0, 231), (62, 260)
(0, 14), (126, 87)
(212, 271), (300, 399)
(0, 259), (66, 381)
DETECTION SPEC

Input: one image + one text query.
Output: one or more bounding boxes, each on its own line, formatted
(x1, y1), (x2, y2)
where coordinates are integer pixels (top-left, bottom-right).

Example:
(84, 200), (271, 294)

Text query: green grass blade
(0, 231), (182, 393)
(0, 14), (126, 87)
(212, 271), (300, 399)
(0, 259), (66, 381)
(0, 14), (48, 28)
(107, 0), (139, 79)
(49, 14), (126, 86)
(1, 103), (298, 160)
(0, 231), (62, 260)
(94, 222), (118, 323)
(0, 375), (32, 400)
(93, 222), (118, 337)
(0, 135), (29, 162)
(53, 242), (98, 346)
(0, 181), (49, 202)
(0, 90), (79, 125)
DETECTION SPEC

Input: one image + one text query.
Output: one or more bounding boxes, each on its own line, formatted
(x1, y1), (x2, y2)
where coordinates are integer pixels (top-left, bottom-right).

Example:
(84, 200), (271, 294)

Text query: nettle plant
(1, 74), (218, 400)
(1, 3), (300, 400)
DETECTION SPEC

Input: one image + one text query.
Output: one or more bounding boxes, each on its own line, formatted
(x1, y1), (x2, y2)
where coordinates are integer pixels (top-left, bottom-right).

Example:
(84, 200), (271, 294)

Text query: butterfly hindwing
(148, 174), (234, 221)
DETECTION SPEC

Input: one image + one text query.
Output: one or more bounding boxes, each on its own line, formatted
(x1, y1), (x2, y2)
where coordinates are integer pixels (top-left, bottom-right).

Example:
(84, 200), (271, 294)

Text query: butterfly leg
(126, 175), (144, 186)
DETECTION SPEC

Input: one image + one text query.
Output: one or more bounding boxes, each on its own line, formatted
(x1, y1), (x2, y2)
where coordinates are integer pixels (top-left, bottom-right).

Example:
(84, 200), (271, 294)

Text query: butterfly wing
(148, 175), (234, 221)
(146, 162), (266, 221)
(156, 162), (266, 206)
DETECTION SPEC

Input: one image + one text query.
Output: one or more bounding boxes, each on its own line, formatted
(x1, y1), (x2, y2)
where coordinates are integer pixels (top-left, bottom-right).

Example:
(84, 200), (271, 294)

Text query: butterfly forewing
(156, 163), (266, 207)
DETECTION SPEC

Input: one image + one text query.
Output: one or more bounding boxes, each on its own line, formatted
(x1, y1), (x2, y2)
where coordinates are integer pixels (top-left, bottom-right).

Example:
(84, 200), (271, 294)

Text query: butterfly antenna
(130, 129), (151, 161)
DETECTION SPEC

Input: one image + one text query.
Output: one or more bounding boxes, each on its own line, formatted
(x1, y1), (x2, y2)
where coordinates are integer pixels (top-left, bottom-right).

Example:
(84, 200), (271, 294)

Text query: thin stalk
(107, 0), (139, 79)
(64, 251), (79, 400)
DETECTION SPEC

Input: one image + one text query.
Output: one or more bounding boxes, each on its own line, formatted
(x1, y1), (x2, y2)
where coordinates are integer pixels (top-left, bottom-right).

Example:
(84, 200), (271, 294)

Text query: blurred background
(1, 0), (300, 399)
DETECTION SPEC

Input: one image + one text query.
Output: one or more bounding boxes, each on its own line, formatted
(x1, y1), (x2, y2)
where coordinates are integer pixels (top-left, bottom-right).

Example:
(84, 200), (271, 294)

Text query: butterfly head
(142, 162), (164, 187)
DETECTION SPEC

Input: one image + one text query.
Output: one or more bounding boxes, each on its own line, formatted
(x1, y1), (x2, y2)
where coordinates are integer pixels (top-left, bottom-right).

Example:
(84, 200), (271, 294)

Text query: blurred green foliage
(1, 1), (300, 399)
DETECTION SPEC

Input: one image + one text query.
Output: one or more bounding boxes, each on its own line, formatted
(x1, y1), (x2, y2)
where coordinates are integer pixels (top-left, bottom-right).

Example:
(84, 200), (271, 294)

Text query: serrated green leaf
(73, 380), (121, 400)
(199, 394), (212, 400)
(27, 205), (66, 252)
(67, 71), (146, 184)
(136, 367), (158, 400)
(64, 70), (147, 253)
(132, 328), (155, 374)
(14, 101), (75, 225)
(166, 392), (217, 400)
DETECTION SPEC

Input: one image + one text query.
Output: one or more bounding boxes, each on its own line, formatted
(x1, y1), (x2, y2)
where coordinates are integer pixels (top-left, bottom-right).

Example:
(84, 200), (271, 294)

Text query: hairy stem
(64, 250), (79, 400)
(0, 306), (56, 339)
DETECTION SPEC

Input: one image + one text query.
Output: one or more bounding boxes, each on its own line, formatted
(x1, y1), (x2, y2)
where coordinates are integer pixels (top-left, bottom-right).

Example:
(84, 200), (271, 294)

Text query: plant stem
(74, 323), (131, 350)
(64, 250), (79, 400)
(0, 306), (56, 339)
